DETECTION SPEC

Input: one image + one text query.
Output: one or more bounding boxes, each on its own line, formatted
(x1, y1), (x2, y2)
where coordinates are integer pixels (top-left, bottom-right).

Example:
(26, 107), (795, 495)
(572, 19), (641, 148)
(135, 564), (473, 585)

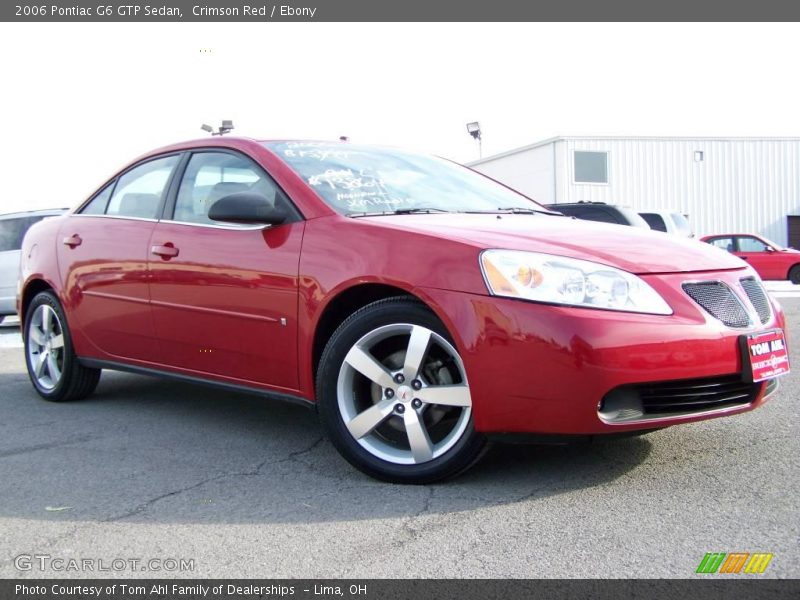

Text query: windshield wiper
(347, 207), (452, 218)
(462, 207), (541, 215)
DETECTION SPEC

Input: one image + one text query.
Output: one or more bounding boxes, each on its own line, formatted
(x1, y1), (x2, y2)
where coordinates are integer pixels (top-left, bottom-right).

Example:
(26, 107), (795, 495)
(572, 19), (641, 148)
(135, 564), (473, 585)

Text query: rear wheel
(317, 297), (487, 483)
(790, 265), (800, 285)
(24, 291), (100, 402)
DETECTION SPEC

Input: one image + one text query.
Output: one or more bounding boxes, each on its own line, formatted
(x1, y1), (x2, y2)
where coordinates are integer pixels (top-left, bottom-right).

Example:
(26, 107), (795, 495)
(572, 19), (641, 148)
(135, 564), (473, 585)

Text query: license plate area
(739, 329), (791, 383)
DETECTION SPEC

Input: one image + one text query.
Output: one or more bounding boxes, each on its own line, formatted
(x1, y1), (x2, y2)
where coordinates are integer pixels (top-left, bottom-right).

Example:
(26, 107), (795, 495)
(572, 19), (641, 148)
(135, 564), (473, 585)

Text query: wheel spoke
(41, 307), (52, 333)
(49, 334), (64, 349)
(418, 384), (472, 407)
(29, 327), (45, 346)
(404, 408), (434, 463)
(403, 325), (432, 380)
(46, 353), (61, 383)
(344, 346), (395, 388)
(346, 397), (396, 439)
(34, 351), (48, 377)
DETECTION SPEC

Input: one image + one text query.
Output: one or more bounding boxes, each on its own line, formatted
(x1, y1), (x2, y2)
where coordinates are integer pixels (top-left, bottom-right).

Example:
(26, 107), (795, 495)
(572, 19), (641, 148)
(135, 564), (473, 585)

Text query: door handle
(740, 256), (749, 260)
(62, 234), (82, 248)
(151, 243), (179, 259)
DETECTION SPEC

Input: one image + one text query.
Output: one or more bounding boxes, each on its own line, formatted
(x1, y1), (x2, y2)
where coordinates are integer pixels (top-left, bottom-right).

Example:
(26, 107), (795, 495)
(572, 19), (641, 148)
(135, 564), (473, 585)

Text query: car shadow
(0, 368), (653, 525)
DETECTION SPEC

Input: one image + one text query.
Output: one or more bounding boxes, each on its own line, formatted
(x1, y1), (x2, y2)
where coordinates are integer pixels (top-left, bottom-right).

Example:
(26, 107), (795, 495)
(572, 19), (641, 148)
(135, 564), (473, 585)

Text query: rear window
(0, 216), (46, 252)
(640, 212), (667, 232)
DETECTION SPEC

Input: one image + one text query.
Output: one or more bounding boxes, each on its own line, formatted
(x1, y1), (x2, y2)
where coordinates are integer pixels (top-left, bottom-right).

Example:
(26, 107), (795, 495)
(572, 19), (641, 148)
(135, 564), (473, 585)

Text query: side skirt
(78, 357), (316, 410)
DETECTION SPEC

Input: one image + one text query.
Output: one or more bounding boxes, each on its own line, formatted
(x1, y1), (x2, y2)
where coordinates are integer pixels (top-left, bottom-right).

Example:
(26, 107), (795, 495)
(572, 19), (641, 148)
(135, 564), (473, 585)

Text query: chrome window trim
(158, 219), (270, 231)
(69, 213), (271, 231)
(68, 214), (159, 223)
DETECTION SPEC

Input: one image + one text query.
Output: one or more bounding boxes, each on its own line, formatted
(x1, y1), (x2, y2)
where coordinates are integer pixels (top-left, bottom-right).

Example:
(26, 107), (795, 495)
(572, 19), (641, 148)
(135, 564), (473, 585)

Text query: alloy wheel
(336, 323), (472, 465)
(27, 304), (65, 391)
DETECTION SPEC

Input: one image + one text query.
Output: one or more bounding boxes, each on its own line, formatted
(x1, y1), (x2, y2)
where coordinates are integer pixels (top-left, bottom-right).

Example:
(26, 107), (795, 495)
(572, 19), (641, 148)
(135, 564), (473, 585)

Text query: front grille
(599, 374), (762, 423)
(683, 281), (750, 328)
(740, 277), (771, 324)
(636, 374), (759, 415)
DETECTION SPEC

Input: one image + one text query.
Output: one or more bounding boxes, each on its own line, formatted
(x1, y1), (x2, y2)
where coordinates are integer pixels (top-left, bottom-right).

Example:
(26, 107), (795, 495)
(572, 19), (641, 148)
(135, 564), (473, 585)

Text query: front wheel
(317, 297), (487, 483)
(24, 291), (101, 402)
(790, 265), (800, 285)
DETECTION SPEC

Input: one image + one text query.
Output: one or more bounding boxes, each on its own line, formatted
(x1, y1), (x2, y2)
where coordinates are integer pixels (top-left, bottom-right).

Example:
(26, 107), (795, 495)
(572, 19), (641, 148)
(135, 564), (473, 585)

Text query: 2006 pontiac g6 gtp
(18, 138), (791, 482)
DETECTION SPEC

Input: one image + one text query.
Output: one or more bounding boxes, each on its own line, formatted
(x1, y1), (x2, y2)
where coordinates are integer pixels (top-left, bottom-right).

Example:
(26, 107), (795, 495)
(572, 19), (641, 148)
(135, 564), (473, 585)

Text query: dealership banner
(3, 0), (800, 21)
(3, 580), (800, 600)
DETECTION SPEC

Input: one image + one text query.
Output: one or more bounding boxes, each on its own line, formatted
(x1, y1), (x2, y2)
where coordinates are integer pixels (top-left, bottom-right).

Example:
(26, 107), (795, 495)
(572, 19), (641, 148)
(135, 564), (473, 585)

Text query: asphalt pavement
(0, 298), (798, 579)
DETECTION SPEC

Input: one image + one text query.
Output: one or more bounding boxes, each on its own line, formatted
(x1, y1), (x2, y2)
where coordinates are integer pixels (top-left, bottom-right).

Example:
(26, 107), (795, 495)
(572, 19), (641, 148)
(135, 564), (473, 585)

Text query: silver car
(0, 209), (66, 322)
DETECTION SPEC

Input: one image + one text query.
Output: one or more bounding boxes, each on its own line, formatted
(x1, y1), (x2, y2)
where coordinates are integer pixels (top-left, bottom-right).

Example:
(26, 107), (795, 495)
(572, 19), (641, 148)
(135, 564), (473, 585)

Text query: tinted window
(174, 152), (285, 225)
(0, 216), (45, 252)
(737, 236), (768, 252)
(80, 183), (115, 215)
(574, 151), (608, 184)
(640, 213), (667, 232)
(267, 142), (541, 215)
(106, 155), (179, 219)
(571, 207), (619, 224)
(708, 237), (734, 252)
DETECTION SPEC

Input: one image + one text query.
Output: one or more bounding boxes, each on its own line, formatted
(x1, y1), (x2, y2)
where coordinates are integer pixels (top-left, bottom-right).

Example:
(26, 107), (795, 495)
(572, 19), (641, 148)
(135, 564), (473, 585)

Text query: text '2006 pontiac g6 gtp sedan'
(17, 138), (791, 482)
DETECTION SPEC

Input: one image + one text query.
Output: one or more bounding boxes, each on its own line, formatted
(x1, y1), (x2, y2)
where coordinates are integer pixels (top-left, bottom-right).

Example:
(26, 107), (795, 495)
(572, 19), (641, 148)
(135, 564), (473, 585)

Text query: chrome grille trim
(739, 277), (772, 325)
(682, 281), (751, 328)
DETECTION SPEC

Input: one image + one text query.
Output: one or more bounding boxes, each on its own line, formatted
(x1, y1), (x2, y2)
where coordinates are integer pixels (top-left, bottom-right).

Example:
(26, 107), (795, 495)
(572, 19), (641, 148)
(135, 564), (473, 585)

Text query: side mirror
(208, 192), (287, 225)
(766, 246), (775, 253)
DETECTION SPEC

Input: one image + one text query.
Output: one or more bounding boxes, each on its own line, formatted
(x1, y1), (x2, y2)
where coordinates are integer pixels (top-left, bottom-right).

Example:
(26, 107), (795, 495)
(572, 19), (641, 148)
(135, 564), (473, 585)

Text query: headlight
(480, 250), (672, 315)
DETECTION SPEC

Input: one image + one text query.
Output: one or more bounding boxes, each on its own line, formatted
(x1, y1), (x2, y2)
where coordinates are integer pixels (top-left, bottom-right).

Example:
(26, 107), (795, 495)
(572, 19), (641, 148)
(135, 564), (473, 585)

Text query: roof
(468, 135), (800, 166)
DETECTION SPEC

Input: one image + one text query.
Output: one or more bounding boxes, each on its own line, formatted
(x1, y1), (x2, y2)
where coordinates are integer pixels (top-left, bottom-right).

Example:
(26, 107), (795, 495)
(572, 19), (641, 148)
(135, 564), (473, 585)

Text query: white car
(0, 209), (66, 322)
(639, 209), (694, 238)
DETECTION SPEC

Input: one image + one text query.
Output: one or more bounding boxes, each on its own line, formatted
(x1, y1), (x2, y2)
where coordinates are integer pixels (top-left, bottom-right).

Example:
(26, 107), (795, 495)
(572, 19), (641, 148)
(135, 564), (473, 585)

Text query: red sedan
(701, 233), (800, 284)
(18, 138), (791, 482)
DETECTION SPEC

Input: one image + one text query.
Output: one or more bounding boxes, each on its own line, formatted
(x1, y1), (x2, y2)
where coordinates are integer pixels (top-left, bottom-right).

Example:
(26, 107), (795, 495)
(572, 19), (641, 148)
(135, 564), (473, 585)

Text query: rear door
(147, 149), (304, 391)
(57, 154), (181, 362)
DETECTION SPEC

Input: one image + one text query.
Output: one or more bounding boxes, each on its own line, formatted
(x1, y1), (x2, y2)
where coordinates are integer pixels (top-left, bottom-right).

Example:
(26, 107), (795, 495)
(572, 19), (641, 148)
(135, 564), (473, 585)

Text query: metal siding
(500, 138), (800, 246)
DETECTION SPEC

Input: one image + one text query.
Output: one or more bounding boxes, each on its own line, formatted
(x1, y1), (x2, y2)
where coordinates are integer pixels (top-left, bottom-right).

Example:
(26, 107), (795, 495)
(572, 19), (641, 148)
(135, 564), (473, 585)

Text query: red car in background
(701, 233), (800, 284)
(17, 138), (790, 483)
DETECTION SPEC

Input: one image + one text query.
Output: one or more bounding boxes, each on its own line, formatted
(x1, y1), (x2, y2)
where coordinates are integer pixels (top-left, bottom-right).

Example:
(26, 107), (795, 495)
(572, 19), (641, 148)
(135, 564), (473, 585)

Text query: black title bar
(2, 580), (800, 600)
(3, 0), (800, 22)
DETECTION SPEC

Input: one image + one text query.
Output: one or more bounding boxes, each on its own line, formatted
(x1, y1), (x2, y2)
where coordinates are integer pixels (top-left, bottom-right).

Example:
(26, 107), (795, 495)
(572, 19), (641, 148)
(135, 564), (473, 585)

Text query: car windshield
(266, 142), (546, 215)
(756, 235), (784, 251)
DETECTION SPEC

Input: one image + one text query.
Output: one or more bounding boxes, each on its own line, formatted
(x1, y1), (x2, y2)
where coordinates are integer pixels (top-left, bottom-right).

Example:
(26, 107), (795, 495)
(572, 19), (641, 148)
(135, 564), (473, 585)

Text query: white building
(469, 136), (800, 247)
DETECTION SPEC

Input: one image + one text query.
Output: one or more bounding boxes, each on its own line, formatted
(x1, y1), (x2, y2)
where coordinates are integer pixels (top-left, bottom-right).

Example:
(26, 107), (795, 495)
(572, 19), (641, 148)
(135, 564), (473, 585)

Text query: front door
(147, 150), (303, 392)
(735, 235), (781, 280)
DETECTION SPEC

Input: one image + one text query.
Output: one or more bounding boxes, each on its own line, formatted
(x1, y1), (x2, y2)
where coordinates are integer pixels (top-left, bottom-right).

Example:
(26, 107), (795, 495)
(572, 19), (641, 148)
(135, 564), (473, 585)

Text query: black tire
(23, 291), (100, 402)
(316, 296), (488, 484)
(790, 265), (800, 285)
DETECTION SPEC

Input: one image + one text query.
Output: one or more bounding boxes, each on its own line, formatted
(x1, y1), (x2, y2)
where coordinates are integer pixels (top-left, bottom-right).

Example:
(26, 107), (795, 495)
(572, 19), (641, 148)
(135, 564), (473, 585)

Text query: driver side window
(737, 236), (768, 252)
(173, 152), (281, 226)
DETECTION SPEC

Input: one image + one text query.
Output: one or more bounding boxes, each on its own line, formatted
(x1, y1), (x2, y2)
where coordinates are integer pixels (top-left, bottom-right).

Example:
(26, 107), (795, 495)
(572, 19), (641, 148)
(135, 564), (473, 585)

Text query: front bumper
(421, 268), (786, 435)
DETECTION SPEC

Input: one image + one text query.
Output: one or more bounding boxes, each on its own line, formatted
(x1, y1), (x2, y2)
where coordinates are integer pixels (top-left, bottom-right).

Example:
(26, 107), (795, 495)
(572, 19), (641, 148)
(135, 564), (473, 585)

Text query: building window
(573, 151), (608, 184)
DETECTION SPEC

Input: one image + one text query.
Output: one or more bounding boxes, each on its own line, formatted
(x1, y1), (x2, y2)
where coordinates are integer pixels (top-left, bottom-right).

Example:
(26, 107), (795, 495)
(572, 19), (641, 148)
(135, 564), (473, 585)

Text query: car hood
(360, 213), (746, 275)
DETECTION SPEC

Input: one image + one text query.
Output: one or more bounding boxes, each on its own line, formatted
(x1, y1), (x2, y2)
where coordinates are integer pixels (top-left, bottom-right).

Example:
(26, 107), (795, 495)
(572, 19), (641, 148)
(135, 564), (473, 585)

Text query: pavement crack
(0, 434), (99, 459)
(103, 436), (326, 522)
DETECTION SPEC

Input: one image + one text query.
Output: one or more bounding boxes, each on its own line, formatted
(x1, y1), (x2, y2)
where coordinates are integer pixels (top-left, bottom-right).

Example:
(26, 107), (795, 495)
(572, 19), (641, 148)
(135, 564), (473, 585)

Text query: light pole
(201, 120), (235, 136)
(466, 121), (482, 159)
